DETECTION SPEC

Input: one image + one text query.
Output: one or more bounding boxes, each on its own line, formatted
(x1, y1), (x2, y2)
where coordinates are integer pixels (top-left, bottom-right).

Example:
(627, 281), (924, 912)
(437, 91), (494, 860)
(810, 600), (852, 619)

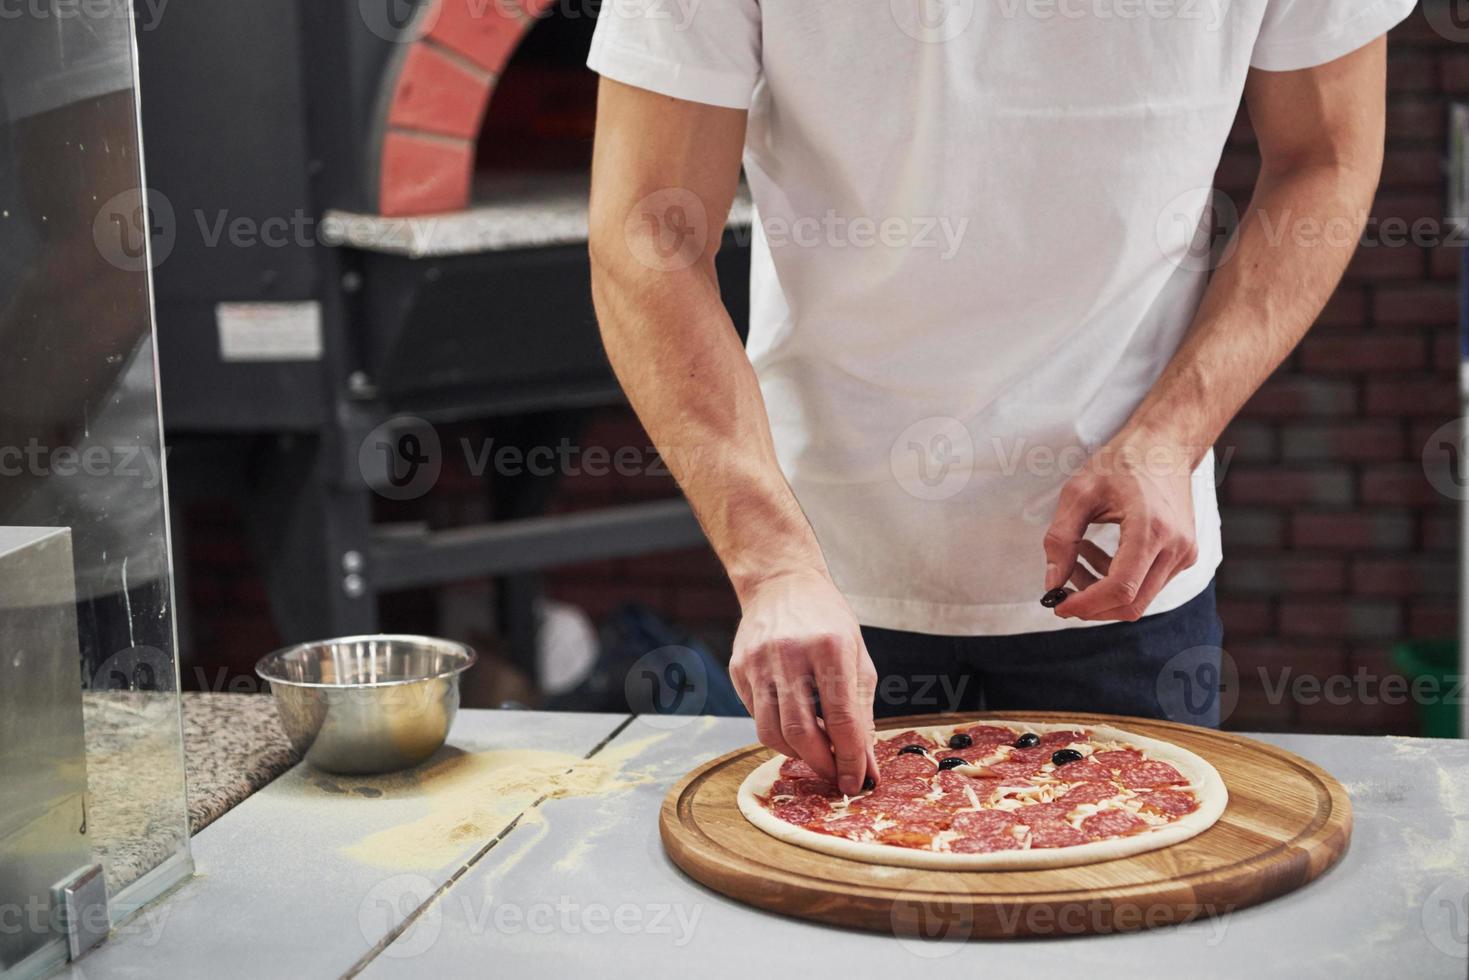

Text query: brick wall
(179, 499), (281, 693)
(1212, 10), (1462, 732)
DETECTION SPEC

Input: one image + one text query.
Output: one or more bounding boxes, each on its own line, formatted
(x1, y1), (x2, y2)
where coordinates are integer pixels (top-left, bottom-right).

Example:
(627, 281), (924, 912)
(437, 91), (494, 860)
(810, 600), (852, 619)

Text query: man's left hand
(1041, 436), (1199, 622)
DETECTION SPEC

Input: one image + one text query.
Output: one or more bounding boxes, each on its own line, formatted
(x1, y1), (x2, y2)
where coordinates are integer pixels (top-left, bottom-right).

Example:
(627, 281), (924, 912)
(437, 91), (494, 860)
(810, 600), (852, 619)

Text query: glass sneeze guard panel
(0, 1), (192, 975)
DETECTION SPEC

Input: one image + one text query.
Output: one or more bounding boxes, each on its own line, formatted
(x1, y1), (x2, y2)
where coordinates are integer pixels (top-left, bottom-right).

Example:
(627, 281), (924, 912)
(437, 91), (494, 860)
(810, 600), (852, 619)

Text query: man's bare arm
(588, 78), (878, 793)
(1045, 38), (1388, 620)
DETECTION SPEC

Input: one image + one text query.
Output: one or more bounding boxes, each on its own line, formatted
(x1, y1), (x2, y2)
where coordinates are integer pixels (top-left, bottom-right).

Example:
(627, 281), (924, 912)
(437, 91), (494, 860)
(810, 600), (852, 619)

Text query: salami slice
(951, 833), (1021, 853)
(1006, 745), (1053, 765)
(771, 799), (824, 826)
(875, 777), (934, 798)
(950, 809), (1018, 836)
(880, 753), (938, 780)
(1051, 759), (1114, 783)
(1011, 802), (1073, 826)
(1091, 749), (1144, 771)
(1136, 789), (1200, 817)
(956, 725), (1018, 744)
(773, 776), (840, 799)
(965, 776), (1003, 800)
(813, 814), (877, 840)
(1116, 760), (1187, 789)
(1080, 809), (1148, 839)
(932, 771), (1001, 805)
(1025, 820), (1090, 849)
(1060, 781), (1119, 806)
(886, 800), (953, 827)
(934, 792), (972, 812)
(784, 776), (842, 799)
(850, 788), (933, 815)
(933, 769), (974, 793)
(875, 731), (936, 760)
(778, 757), (820, 779)
(986, 759), (1044, 780)
(770, 778), (798, 798)
(1038, 729), (1088, 747)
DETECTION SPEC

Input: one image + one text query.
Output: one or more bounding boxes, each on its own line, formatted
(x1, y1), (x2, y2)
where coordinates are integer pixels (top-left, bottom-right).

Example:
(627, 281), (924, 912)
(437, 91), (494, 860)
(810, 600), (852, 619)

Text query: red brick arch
(377, 0), (556, 215)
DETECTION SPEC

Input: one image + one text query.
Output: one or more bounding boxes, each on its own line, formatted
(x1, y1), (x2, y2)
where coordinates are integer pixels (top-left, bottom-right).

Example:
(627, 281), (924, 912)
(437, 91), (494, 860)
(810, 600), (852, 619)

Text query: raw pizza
(737, 719), (1227, 870)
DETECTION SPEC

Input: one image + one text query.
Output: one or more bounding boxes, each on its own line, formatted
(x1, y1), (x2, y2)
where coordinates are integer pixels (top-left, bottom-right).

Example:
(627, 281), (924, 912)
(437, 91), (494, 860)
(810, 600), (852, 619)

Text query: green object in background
(1393, 641), (1462, 738)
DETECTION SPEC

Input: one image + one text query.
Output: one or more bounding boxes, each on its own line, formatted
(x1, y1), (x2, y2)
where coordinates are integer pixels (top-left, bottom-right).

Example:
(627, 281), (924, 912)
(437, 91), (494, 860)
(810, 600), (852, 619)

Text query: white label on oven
(216, 302), (323, 362)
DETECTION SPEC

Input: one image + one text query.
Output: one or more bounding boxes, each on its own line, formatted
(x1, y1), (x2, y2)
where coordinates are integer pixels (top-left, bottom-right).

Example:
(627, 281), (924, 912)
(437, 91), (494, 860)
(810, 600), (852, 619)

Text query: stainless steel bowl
(255, 635), (477, 775)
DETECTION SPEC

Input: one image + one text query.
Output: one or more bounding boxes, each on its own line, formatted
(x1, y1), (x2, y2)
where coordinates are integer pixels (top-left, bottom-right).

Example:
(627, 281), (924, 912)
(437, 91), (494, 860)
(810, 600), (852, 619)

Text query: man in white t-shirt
(587, 1), (1414, 795)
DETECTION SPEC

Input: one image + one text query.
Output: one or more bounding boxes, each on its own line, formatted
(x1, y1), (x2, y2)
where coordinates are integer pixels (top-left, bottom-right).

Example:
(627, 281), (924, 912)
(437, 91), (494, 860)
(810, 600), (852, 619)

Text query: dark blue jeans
(862, 579), (1224, 727)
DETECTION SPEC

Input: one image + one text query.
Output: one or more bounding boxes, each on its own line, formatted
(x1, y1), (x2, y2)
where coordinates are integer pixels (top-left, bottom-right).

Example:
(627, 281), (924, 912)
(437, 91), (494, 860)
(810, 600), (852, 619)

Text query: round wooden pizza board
(660, 711), (1352, 938)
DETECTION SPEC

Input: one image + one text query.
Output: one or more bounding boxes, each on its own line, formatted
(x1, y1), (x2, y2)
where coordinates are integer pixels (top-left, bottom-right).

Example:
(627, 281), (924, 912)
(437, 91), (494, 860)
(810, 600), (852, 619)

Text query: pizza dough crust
(737, 720), (1228, 871)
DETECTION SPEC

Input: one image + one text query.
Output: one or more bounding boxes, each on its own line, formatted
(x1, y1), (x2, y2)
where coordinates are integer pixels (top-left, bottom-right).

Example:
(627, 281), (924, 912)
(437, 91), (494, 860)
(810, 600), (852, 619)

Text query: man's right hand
(588, 80), (877, 790)
(728, 569), (880, 797)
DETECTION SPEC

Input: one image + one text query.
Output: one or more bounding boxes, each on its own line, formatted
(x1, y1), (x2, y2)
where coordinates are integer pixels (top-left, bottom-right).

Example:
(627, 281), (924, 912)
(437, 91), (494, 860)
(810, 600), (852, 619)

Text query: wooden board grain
(659, 712), (1352, 938)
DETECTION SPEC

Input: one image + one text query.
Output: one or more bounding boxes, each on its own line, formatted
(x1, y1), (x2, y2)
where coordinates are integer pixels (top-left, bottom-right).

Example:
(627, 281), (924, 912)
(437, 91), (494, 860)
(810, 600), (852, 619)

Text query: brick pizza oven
(377, 0), (562, 215)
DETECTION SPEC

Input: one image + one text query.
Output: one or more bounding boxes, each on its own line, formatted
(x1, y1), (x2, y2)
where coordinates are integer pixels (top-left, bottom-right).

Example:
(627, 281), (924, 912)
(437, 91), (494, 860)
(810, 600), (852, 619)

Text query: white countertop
(65, 711), (1469, 979)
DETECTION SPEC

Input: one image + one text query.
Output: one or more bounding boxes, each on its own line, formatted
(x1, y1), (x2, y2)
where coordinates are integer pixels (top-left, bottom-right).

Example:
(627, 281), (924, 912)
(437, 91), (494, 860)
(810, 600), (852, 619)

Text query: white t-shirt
(588, 0), (1414, 635)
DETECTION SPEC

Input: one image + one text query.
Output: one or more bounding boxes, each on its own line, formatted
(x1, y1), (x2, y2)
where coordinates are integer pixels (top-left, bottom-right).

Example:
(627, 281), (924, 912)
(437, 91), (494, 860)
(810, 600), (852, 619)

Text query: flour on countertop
(1400, 760), (1469, 880)
(339, 744), (657, 870)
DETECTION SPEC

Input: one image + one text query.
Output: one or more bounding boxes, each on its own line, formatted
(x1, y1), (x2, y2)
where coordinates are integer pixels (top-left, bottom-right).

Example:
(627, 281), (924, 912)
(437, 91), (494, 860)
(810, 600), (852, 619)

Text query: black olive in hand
(1040, 587), (1070, 608)
(862, 776), (875, 791)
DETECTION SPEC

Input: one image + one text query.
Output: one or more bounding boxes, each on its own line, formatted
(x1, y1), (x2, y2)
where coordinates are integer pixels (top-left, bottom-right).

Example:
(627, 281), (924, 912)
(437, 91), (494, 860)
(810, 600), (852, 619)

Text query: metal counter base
(63, 712), (1469, 979)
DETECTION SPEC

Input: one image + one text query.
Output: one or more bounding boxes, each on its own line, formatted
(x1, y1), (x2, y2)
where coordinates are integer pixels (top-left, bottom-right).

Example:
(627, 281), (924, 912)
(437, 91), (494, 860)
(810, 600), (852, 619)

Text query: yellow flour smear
(341, 745), (655, 870)
(551, 831), (595, 875)
(1401, 757), (1469, 881)
(591, 729), (674, 773)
